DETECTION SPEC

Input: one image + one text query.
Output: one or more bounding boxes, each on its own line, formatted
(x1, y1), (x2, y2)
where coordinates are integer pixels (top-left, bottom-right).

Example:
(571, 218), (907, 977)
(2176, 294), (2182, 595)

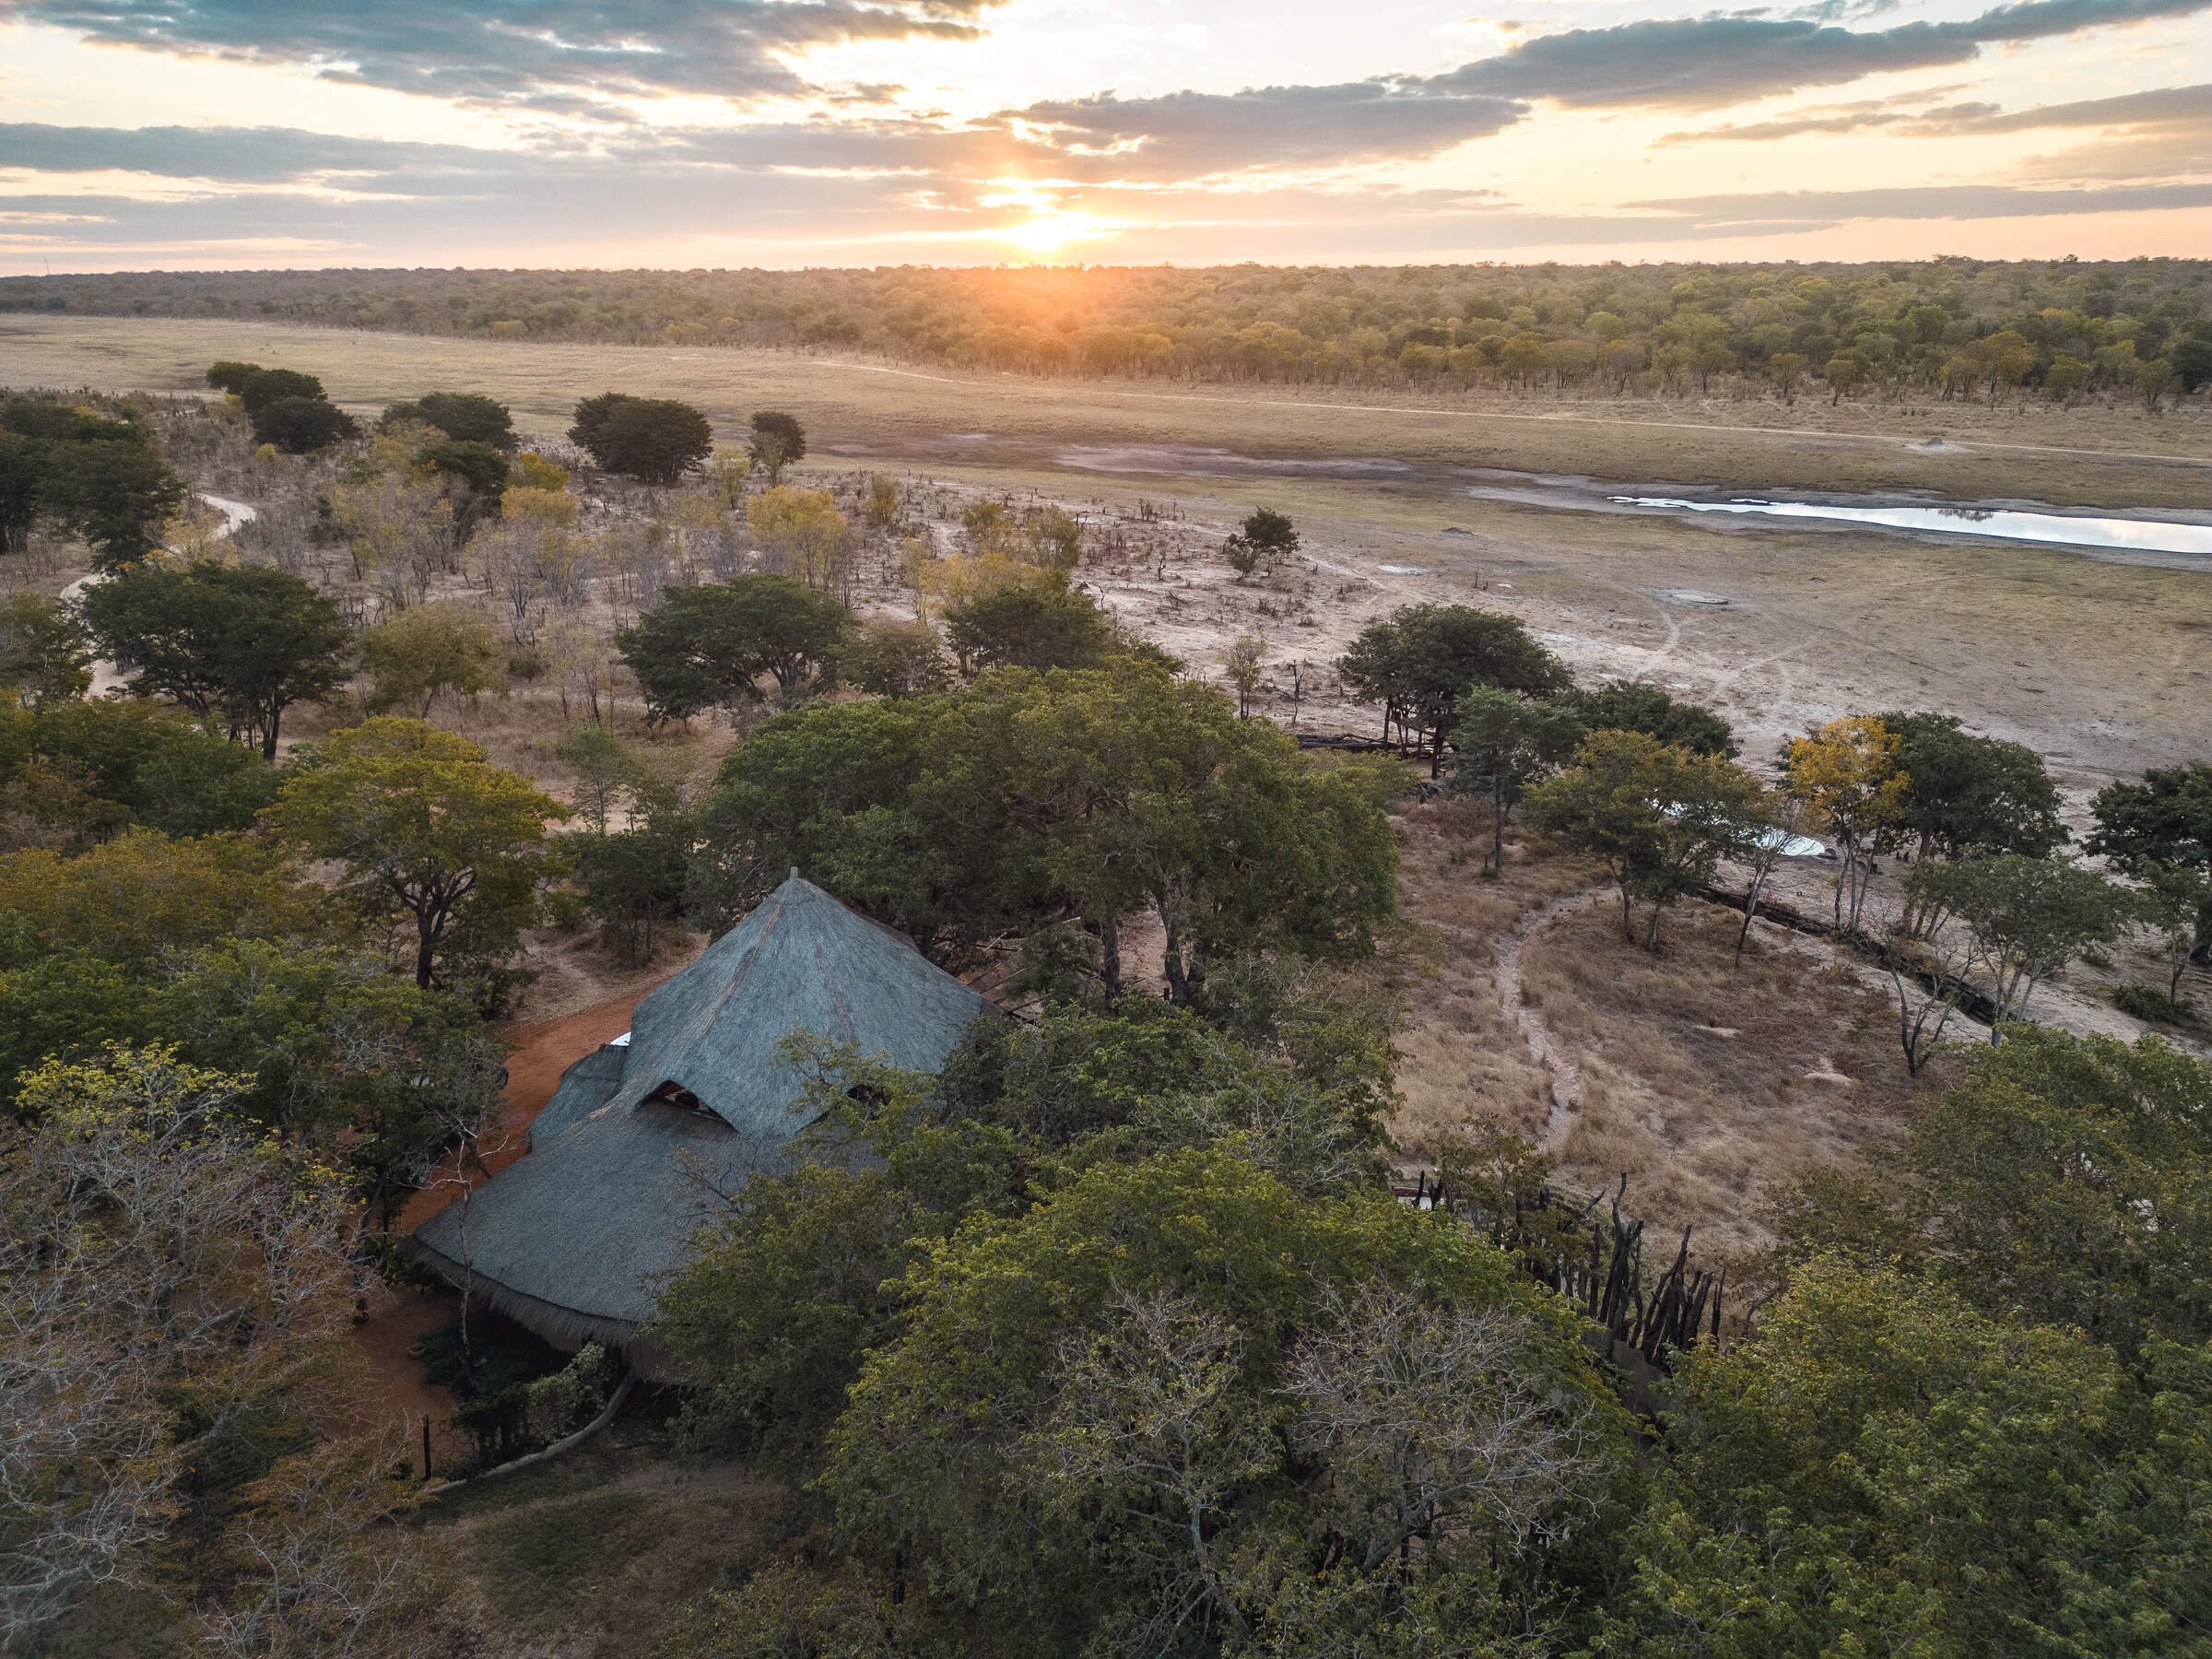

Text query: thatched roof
(408, 873), (987, 1351)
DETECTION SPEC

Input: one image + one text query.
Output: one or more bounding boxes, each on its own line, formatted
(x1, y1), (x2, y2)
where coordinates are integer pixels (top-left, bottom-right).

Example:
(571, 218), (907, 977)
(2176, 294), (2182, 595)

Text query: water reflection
(1608, 496), (2212, 557)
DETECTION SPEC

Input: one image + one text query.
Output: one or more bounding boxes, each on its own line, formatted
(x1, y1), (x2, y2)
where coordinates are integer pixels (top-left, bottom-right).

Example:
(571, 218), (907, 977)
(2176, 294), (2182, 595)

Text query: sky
(0, 0), (2206, 273)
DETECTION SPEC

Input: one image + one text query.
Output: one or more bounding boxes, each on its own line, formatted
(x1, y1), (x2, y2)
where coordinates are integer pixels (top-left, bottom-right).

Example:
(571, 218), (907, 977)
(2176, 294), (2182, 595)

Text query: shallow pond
(1606, 495), (2212, 558)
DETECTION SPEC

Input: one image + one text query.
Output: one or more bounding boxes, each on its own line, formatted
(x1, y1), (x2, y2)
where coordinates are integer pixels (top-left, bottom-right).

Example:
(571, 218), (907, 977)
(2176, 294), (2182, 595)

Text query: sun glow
(1004, 209), (1117, 257)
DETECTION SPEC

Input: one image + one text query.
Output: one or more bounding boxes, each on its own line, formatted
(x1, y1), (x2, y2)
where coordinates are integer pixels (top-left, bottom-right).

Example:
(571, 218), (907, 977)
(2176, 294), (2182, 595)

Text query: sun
(1005, 210), (1107, 259)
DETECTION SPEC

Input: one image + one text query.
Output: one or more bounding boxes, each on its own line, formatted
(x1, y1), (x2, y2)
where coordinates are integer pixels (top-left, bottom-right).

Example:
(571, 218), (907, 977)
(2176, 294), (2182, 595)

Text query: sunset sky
(0, 0), (2206, 273)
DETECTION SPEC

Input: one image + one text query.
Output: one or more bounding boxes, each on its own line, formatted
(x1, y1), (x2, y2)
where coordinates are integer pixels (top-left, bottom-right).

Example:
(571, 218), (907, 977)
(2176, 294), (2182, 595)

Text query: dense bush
(18, 259), (2209, 406)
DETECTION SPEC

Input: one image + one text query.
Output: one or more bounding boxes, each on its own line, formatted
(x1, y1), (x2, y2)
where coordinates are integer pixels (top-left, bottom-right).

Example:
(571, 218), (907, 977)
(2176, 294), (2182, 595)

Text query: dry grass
(427, 1437), (784, 1659)
(1383, 797), (1946, 1255)
(1381, 798), (1604, 1156)
(1521, 900), (1935, 1255)
(6, 313), (2208, 507)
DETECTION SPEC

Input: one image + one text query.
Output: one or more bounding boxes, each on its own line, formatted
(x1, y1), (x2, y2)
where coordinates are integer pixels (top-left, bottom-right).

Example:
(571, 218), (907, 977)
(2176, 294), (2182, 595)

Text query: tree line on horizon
(6, 256), (2210, 407)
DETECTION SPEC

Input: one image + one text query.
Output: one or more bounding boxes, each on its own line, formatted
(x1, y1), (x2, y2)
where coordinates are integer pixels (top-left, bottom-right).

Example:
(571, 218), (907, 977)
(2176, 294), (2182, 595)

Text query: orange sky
(0, 0), (2206, 271)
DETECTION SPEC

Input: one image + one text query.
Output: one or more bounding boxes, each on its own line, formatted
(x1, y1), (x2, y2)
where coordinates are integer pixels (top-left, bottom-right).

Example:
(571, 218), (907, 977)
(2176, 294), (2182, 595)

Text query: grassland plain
(5, 312), (2210, 505)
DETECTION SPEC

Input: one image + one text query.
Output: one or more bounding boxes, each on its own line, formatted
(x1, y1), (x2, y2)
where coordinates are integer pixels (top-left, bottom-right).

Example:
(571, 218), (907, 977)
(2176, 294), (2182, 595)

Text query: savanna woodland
(8, 256), (2212, 407)
(2, 335), (2209, 1659)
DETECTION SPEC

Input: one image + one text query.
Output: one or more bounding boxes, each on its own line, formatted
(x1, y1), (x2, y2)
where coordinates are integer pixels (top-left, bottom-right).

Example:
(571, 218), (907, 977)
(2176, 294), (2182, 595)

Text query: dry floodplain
(6, 313), (2209, 1255)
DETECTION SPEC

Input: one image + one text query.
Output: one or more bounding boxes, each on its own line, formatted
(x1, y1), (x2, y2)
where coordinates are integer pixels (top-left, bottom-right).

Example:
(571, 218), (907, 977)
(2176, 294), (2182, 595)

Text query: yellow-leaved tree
(747, 486), (850, 593)
(1784, 714), (1909, 935)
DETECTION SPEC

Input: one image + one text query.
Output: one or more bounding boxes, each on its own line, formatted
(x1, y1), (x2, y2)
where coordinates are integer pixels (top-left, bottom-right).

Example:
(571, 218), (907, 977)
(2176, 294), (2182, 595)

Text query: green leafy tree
(1878, 709), (2065, 859)
(1911, 853), (2136, 1029)
(942, 582), (1113, 676)
(1879, 1029), (2212, 1354)
(689, 665), (1396, 994)
(156, 938), (507, 1213)
(0, 432), (41, 557)
(1604, 1253), (2212, 1658)
(839, 617), (949, 699)
(644, 1039), (1006, 1470)
(359, 600), (505, 717)
(2089, 760), (2212, 962)
(205, 360), (262, 395)
(571, 773), (694, 966)
(0, 700), (278, 840)
(0, 593), (91, 708)
(38, 440), (187, 567)
(1562, 679), (1735, 758)
(2171, 336), (2212, 394)
(380, 392), (514, 449)
(235, 368), (326, 415)
(1223, 506), (1298, 578)
(615, 574), (852, 722)
(1338, 604), (1571, 771)
(2138, 860), (2212, 1006)
(78, 560), (348, 759)
(553, 723), (639, 836)
(822, 1149), (1626, 1657)
(0, 830), (324, 971)
(251, 396), (359, 454)
(569, 393), (713, 483)
(413, 438), (508, 533)
(747, 409), (807, 486)
(944, 994), (1394, 1193)
(1525, 729), (1769, 949)
(1218, 631), (1265, 717)
(1447, 686), (1586, 874)
(266, 717), (567, 988)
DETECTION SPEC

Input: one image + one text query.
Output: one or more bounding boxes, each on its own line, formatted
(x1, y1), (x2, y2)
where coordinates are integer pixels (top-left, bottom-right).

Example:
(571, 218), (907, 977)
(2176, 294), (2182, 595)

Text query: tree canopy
(1564, 679), (1737, 758)
(77, 559), (348, 759)
(380, 391), (515, 449)
(747, 409), (806, 485)
(0, 394), (187, 567)
(2090, 759), (2212, 962)
(1525, 729), (1768, 948)
(1338, 604), (1571, 766)
(569, 392), (713, 483)
(942, 581), (1115, 676)
(1878, 709), (2065, 859)
(689, 662), (1396, 994)
(265, 717), (567, 992)
(617, 574), (852, 722)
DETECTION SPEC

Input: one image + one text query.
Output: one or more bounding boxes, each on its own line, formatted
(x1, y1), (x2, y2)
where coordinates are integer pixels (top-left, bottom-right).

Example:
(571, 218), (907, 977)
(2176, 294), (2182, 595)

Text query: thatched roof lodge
(408, 872), (986, 1357)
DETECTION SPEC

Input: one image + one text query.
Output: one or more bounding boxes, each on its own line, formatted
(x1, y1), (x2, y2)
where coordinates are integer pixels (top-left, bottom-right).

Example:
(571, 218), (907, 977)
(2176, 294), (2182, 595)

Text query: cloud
(1659, 100), (2002, 141)
(1628, 180), (2212, 222)
(0, 0), (1006, 109)
(1436, 0), (2212, 110)
(1951, 82), (2212, 131)
(0, 123), (497, 183)
(1006, 81), (1526, 176)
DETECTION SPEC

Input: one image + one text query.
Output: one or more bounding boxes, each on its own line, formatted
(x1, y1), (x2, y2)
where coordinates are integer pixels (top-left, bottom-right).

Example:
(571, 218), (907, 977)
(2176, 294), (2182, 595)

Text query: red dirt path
(348, 975), (678, 1449)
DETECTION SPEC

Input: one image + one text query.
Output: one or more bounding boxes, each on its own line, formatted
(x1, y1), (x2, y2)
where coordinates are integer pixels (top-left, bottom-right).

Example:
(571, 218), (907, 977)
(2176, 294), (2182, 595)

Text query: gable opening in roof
(643, 1078), (713, 1117)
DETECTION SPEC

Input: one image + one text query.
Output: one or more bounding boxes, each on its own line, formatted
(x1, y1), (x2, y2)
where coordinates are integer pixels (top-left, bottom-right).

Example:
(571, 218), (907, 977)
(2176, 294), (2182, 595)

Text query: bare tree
(1023, 1291), (1275, 1653)
(0, 1048), (353, 1648)
(394, 1067), (508, 1389)
(1880, 909), (1974, 1075)
(1731, 787), (1813, 963)
(1281, 1282), (1609, 1578)
(195, 1429), (448, 1659)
